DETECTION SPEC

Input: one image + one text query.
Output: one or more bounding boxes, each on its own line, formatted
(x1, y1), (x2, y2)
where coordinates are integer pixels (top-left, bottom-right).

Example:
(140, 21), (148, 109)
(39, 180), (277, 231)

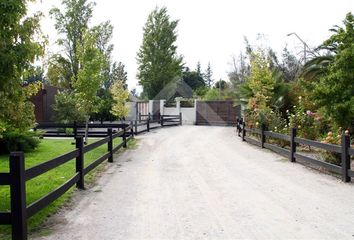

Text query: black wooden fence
(34, 122), (129, 138)
(133, 113), (182, 135)
(0, 125), (134, 240)
(237, 119), (354, 182)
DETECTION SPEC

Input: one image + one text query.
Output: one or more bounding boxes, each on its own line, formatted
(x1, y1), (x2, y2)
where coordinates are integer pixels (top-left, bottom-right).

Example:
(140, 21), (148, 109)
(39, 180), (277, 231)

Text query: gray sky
(29, 0), (353, 91)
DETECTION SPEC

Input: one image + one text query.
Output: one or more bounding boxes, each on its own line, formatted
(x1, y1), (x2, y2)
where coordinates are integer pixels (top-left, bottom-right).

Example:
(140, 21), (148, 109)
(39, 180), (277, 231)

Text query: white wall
(180, 107), (196, 125)
(126, 102), (136, 120)
(130, 99), (197, 124)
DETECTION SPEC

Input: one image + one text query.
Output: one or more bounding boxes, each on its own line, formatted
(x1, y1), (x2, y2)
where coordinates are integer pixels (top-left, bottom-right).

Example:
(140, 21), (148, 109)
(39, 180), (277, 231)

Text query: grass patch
(0, 137), (127, 240)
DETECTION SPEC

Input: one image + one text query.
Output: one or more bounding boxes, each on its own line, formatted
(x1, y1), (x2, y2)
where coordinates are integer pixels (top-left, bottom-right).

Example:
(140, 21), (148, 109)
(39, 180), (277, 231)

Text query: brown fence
(196, 101), (241, 126)
(237, 120), (354, 182)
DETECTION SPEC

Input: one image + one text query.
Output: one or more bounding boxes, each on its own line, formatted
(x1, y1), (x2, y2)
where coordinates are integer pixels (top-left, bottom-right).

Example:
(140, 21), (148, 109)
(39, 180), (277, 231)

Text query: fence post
(73, 121), (77, 138)
(290, 128), (297, 162)
(341, 134), (350, 182)
(123, 127), (127, 148)
(134, 120), (138, 135)
(75, 136), (84, 189)
(179, 112), (182, 126)
(242, 122), (246, 141)
(130, 121), (135, 138)
(138, 113), (141, 122)
(261, 124), (266, 148)
(108, 128), (113, 163)
(10, 152), (28, 240)
(147, 115), (150, 132)
(238, 118), (243, 137)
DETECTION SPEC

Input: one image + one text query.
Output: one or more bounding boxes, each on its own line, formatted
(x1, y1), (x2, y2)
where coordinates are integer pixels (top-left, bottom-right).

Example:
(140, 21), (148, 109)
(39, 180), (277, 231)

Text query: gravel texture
(34, 125), (354, 240)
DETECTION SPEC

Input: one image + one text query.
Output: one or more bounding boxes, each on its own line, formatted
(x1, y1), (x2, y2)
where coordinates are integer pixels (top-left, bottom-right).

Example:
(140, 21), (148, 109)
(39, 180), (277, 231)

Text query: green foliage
(313, 13), (354, 130)
(0, 130), (40, 154)
(287, 97), (322, 140)
(91, 88), (116, 122)
(104, 61), (128, 90)
(137, 7), (183, 99)
(74, 30), (106, 117)
(243, 49), (276, 129)
(47, 54), (73, 88)
(203, 88), (222, 100)
(110, 80), (129, 119)
(182, 67), (205, 91)
(215, 80), (228, 90)
(204, 62), (214, 88)
(50, 0), (95, 83)
(53, 91), (86, 123)
(320, 130), (342, 165)
(0, 0), (44, 148)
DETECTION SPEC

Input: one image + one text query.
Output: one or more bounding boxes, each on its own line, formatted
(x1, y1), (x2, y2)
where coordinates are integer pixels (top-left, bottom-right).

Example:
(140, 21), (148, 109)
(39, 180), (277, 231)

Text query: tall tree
(74, 31), (106, 142)
(0, 0), (44, 136)
(107, 62), (128, 89)
(204, 62), (214, 88)
(137, 7), (183, 99)
(196, 61), (202, 77)
(49, 0), (95, 86)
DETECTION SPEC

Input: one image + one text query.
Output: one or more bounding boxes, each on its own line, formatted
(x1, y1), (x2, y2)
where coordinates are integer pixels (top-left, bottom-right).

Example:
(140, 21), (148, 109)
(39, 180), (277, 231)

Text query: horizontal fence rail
(294, 137), (341, 153)
(133, 113), (182, 135)
(294, 153), (342, 174)
(34, 122), (130, 138)
(0, 125), (134, 240)
(26, 173), (80, 219)
(237, 120), (353, 184)
(0, 212), (11, 225)
(0, 173), (10, 185)
(264, 143), (290, 157)
(25, 149), (79, 181)
(264, 131), (290, 141)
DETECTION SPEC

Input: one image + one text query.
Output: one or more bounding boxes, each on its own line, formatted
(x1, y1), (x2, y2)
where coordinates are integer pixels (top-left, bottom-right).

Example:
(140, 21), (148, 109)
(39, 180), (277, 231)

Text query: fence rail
(0, 173), (10, 185)
(133, 113), (182, 135)
(237, 119), (353, 183)
(0, 125), (134, 240)
(34, 122), (130, 138)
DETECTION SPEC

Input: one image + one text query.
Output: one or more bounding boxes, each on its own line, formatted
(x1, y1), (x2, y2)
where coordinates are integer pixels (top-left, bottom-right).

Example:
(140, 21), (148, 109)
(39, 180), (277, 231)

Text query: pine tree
(205, 62), (214, 88)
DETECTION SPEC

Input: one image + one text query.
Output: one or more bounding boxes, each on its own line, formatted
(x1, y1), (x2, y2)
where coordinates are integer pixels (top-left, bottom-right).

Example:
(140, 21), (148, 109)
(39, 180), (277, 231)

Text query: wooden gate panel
(196, 101), (240, 126)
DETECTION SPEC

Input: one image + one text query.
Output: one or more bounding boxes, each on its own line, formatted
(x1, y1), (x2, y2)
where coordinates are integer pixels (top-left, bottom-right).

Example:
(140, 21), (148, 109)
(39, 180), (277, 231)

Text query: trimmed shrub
(0, 130), (40, 154)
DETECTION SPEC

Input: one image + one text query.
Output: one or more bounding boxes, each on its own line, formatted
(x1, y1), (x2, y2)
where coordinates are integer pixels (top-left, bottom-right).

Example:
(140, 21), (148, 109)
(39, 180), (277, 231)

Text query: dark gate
(152, 100), (161, 121)
(196, 100), (241, 126)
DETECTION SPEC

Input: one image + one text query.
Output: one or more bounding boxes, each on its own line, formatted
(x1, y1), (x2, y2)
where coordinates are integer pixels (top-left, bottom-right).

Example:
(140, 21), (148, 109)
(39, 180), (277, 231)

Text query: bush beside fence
(237, 119), (354, 182)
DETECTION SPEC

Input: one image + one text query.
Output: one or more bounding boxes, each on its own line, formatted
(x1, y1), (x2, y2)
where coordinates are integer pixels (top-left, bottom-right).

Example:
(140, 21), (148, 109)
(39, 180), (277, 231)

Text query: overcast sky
(29, 0), (353, 91)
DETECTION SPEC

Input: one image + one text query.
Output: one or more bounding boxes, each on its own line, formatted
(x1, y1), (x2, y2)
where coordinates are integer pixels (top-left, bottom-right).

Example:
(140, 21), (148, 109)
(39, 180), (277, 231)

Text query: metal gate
(196, 101), (241, 126)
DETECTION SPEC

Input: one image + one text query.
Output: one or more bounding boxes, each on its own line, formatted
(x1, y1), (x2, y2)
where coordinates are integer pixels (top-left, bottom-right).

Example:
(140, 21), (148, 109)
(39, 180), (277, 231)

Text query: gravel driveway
(35, 126), (354, 240)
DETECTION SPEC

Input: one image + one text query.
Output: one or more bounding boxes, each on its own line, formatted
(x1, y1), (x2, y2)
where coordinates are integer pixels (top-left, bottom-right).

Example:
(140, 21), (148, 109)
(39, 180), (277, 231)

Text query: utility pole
(287, 32), (311, 63)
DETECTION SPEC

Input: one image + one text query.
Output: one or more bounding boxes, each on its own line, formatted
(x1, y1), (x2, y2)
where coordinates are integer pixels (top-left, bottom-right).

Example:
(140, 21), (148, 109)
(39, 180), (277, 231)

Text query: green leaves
(137, 7), (183, 99)
(313, 12), (354, 129)
(110, 80), (129, 119)
(0, 0), (44, 133)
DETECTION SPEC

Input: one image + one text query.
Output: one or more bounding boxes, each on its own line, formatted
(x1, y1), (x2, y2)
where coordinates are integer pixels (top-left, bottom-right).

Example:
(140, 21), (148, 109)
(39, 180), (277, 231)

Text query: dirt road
(35, 126), (354, 240)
